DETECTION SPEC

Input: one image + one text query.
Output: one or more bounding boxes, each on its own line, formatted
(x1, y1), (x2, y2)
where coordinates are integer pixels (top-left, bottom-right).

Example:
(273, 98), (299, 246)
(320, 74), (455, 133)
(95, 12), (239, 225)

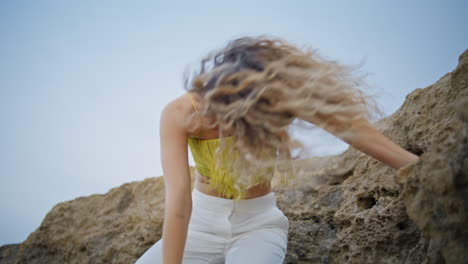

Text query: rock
(396, 53), (468, 264)
(1, 178), (168, 264)
(0, 244), (20, 264)
(1, 50), (466, 264)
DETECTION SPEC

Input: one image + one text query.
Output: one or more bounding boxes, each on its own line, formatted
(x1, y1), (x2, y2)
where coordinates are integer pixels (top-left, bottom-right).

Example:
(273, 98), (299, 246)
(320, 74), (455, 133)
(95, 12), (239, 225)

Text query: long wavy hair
(184, 35), (382, 199)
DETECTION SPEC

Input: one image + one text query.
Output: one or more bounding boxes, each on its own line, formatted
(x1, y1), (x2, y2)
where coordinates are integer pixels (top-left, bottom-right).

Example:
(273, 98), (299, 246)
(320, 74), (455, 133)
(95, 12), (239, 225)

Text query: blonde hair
(184, 35), (382, 199)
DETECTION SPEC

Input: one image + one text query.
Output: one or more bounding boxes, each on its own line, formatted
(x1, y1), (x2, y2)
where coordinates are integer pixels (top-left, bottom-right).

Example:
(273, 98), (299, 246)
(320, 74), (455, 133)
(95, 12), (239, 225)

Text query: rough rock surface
(396, 52), (468, 264)
(0, 178), (167, 264)
(1, 50), (467, 264)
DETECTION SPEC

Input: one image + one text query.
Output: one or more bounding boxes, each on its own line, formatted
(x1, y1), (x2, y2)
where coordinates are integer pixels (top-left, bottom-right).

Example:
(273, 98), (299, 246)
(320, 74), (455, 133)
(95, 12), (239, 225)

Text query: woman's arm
(298, 113), (419, 169)
(159, 101), (192, 264)
(341, 120), (419, 169)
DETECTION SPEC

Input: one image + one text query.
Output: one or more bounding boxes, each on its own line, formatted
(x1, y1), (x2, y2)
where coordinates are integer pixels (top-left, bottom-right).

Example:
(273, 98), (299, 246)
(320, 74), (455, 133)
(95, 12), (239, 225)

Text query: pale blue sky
(0, 0), (466, 245)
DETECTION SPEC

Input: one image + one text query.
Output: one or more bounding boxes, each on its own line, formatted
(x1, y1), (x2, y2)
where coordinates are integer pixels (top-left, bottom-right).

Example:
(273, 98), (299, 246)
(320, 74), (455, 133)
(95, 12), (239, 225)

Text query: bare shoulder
(160, 92), (195, 133)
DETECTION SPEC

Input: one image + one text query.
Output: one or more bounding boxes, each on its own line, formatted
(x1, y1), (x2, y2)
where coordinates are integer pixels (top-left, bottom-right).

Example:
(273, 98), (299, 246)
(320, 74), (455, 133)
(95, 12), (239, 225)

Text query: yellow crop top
(186, 93), (280, 199)
(186, 93), (241, 198)
(188, 136), (241, 198)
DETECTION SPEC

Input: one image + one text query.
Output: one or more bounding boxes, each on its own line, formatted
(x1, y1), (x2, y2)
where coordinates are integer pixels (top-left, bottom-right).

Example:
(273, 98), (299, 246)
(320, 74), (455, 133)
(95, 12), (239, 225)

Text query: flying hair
(183, 35), (383, 199)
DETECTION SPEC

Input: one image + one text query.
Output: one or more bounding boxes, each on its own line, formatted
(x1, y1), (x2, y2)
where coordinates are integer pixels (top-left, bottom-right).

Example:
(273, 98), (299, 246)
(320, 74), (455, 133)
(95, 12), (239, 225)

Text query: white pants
(135, 188), (289, 264)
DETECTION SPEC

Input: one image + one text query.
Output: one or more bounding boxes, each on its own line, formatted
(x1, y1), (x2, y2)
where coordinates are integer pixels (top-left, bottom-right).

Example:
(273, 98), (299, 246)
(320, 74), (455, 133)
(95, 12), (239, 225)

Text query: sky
(0, 0), (467, 245)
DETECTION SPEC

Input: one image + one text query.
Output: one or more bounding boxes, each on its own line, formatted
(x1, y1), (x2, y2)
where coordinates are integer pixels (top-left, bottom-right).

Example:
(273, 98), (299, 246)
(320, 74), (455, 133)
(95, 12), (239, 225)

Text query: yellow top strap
(186, 93), (199, 112)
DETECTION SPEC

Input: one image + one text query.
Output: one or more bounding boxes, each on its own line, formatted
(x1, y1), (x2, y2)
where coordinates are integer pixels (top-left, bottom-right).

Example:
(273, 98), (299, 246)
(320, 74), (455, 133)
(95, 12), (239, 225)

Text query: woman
(136, 36), (420, 264)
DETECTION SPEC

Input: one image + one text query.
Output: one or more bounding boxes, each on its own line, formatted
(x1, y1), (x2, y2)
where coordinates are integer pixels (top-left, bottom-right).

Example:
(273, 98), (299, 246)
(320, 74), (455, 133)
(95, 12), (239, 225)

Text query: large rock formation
(396, 52), (468, 264)
(1, 50), (467, 264)
(0, 178), (168, 264)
